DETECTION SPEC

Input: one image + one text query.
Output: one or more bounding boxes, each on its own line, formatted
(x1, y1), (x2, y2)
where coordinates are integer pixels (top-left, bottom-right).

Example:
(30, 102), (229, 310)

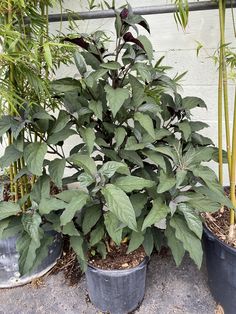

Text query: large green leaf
(60, 193), (89, 226)
(17, 231), (43, 275)
(55, 189), (83, 202)
(0, 145), (23, 168)
(170, 215), (203, 269)
(70, 236), (86, 261)
(82, 205), (102, 234)
(101, 184), (137, 231)
(129, 74), (144, 108)
(157, 170), (176, 193)
(0, 202), (21, 220)
(182, 97), (207, 110)
(143, 228), (154, 256)
(51, 110), (70, 133)
(1, 217), (22, 239)
(80, 127), (96, 155)
(104, 212), (123, 246)
(190, 121), (209, 132)
(24, 142), (47, 176)
(114, 176), (155, 193)
(176, 169), (187, 188)
(0, 219), (10, 238)
(125, 137), (146, 151)
(114, 127), (127, 148)
(152, 146), (177, 163)
(0, 116), (12, 137)
(137, 35), (153, 61)
(69, 154), (97, 176)
(89, 100), (103, 120)
(185, 196), (221, 213)
(134, 112), (155, 139)
(99, 161), (129, 178)
(127, 230), (144, 253)
(195, 186), (232, 209)
(47, 127), (76, 145)
(120, 150), (144, 168)
(130, 193), (147, 217)
(29, 234), (53, 273)
(77, 172), (95, 188)
(30, 175), (50, 204)
(22, 212), (42, 241)
(74, 51), (87, 75)
(142, 198), (169, 230)
(90, 223), (104, 246)
(48, 158), (66, 188)
(144, 151), (166, 171)
(165, 224), (185, 266)
(63, 221), (80, 236)
(101, 61), (121, 70)
(51, 78), (81, 93)
(178, 203), (203, 239)
(18, 213), (44, 274)
(177, 120), (191, 141)
(105, 85), (129, 117)
(134, 63), (152, 82)
(39, 197), (66, 215)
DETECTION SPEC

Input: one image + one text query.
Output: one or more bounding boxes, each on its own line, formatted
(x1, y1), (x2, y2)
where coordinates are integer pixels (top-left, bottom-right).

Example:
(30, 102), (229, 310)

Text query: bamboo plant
(0, 0), (73, 274)
(217, 0), (236, 239)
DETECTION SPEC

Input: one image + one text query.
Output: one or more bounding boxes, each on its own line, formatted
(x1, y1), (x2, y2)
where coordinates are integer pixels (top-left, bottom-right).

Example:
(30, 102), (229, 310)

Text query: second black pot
(85, 257), (149, 314)
(203, 226), (236, 314)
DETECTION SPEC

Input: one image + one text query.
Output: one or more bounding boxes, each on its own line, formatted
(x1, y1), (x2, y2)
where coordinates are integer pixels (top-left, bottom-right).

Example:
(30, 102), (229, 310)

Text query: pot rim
(203, 224), (236, 255)
(87, 255), (149, 274)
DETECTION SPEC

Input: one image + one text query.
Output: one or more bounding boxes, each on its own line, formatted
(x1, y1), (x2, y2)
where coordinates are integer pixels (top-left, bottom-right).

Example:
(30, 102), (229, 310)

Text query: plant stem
(230, 88), (236, 225)
(219, 0), (232, 179)
(218, 47), (223, 185)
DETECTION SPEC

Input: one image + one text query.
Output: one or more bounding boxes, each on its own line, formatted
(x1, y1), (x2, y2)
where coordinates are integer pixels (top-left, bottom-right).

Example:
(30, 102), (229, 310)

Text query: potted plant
(0, 0), (73, 287)
(201, 1), (236, 312)
(44, 5), (228, 313)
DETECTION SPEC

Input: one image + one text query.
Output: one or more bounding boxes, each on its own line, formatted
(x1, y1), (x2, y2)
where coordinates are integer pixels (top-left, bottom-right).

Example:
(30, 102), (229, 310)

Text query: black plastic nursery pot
(85, 256), (149, 314)
(203, 226), (236, 314)
(0, 232), (63, 288)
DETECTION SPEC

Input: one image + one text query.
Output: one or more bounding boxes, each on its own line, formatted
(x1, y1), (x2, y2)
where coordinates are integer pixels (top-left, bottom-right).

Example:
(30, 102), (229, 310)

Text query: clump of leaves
(4, 5), (225, 273)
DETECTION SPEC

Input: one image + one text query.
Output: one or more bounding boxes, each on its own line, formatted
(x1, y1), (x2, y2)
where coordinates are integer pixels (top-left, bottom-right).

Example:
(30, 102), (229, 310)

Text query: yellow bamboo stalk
(218, 47), (223, 184)
(219, 0), (232, 179)
(230, 89), (236, 225)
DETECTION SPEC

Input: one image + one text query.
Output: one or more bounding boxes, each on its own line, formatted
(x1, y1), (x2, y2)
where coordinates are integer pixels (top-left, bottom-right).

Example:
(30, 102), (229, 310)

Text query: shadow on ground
(0, 253), (215, 314)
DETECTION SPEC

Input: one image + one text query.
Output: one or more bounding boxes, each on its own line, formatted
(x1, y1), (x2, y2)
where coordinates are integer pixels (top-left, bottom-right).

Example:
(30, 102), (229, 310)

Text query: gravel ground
(0, 253), (216, 314)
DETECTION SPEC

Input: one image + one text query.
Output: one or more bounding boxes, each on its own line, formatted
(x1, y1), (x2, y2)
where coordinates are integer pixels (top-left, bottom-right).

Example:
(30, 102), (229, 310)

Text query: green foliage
(0, 4), (224, 275)
(46, 5), (225, 270)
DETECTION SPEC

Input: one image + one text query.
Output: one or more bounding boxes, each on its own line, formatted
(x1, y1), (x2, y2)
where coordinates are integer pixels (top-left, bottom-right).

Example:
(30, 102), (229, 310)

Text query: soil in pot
(86, 244), (148, 314)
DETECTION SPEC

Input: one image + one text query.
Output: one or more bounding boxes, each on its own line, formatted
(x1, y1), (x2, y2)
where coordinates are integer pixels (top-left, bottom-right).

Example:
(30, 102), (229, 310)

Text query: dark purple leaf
(138, 20), (150, 33)
(64, 37), (89, 50)
(123, 32), (144, 50)
(120, 8), (129, 20)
